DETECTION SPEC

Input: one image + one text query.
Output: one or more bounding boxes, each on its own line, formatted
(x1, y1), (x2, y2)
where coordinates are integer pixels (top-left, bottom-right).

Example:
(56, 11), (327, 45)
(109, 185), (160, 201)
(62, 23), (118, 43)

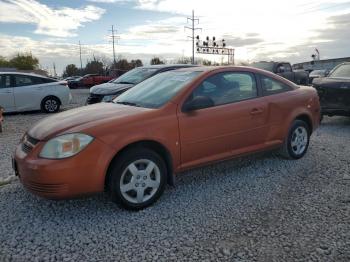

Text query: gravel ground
(0, 91), (349, 261)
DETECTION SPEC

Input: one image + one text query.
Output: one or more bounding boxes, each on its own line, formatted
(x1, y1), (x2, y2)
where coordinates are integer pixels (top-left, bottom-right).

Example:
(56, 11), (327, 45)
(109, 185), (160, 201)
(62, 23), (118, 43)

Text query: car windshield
(114, 70), (201, 108)
(329, 64), (350, 78)
(112, 68), (158, 85)
(251, 62), (274, 72)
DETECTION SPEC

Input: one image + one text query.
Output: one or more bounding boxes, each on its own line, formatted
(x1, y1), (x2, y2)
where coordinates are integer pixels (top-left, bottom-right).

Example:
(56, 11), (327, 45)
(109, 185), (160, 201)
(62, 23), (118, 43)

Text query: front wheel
(279, 120), (310, 159)
(109, 148), (167, 210)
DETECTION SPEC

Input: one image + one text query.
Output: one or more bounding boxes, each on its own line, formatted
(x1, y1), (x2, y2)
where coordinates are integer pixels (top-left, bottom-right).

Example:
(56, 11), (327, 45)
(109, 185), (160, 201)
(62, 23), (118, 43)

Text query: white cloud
(0, 0), (105, 37)
(132, 0), (350, 61)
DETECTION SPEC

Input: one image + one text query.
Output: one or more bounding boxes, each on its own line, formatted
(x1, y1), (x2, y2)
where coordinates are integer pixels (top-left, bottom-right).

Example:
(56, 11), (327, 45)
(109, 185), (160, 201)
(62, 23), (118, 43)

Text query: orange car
(13, 66), (320, 210)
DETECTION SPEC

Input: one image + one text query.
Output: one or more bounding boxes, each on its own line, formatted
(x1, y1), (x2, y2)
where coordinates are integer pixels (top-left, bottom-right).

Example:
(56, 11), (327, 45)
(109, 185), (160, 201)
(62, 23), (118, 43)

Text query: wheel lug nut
(143, 176), (147, 180)
(135, 183), (139, 187)
(137, 175), (140, 179)
(142, 183), (146, 187)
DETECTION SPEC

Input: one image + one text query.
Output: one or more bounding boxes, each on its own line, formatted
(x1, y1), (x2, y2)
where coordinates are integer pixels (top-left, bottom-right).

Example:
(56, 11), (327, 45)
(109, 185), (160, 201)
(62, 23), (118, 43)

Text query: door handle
(250, 108), (263, 115)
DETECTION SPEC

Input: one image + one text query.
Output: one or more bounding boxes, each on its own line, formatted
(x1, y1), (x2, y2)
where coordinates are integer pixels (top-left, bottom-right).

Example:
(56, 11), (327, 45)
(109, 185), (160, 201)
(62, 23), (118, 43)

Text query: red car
(68, 74), (113, 89)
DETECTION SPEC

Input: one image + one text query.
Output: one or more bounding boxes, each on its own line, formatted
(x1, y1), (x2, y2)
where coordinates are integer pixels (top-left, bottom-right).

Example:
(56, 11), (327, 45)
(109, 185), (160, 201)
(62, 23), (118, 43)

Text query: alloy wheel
(45, 99), (58, 112)
(120, 159), (161, 204)
(291, 126), (308, 155)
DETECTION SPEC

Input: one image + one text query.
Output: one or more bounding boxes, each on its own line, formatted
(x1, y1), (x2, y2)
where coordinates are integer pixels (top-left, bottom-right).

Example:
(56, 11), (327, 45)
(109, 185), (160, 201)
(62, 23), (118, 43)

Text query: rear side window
(33, 77), (56, 84)
(14, 75), (56, 87)
(14, 75), (34, 87)
(260, 75), (292, 95)
(0, 75), (11, 88)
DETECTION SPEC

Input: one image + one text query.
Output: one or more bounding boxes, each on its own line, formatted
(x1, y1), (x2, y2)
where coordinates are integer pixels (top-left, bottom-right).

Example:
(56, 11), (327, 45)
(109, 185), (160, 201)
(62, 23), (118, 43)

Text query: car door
(259, 74), (297, 142)
(13, 74), (43, 111)
(177, 71), (269, 169)
(0, 74), (15, 112)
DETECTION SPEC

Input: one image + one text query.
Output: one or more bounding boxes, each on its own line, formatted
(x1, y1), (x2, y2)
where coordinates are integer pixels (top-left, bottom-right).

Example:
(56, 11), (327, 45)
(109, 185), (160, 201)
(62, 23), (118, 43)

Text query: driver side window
(189, 72), (257, 109)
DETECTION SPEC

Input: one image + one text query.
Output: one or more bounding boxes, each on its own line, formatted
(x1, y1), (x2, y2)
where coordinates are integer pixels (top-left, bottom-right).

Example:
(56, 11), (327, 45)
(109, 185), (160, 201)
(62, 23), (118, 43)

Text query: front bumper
(14, 137), (114, 199)
(86, 93), (104, 104)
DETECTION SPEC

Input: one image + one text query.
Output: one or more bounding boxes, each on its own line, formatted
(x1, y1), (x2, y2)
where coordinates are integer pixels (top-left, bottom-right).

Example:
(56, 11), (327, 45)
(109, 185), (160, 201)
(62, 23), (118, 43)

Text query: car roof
(173, 65), (270, 73)
(141, 64), (198, 70)
(0, 72), (52, 78)
(172, 66), (299, 86)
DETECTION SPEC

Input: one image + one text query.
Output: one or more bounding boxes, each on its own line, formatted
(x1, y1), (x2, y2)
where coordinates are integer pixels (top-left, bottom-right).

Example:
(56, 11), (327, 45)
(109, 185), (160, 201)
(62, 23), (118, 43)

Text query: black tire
(41, 96), (61, 113)
(108, 148), (167, 210)
(279, 120), (310, 159)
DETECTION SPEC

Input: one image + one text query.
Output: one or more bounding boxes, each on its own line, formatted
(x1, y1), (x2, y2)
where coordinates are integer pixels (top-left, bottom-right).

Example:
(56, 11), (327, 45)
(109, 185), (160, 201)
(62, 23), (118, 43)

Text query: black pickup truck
(251, 61), (309, 85)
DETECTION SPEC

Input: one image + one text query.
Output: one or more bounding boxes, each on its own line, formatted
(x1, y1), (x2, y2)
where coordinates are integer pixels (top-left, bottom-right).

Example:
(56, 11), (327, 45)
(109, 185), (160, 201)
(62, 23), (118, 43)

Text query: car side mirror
(182, 96), (214, 112)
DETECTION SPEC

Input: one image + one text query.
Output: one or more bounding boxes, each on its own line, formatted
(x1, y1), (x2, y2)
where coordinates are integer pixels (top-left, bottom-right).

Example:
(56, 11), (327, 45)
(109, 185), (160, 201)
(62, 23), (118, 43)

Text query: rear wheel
(41, 96), (60, 113)
(279, 120), (310, 159)
(109, 148), (167, 210)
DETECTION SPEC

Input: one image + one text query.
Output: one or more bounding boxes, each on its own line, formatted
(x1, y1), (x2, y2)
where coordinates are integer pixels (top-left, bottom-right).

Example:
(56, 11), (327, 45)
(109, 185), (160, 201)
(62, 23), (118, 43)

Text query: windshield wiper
(115, 81), (135, 85)
(115, 101), (140, 107)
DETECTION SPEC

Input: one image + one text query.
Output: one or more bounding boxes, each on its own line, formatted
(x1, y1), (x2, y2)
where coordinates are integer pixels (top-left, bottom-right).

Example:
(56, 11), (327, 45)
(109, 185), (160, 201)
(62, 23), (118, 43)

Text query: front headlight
(39, 133), (94, 159)
(102, 94), (119, 102)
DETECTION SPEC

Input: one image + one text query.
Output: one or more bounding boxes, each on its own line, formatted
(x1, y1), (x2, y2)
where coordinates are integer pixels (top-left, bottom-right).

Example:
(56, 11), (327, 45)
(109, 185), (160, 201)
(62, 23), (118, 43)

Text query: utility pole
(53, 62), (56, 77)
(185, 10), (201, 64)
(78, 41), (83, 71)
(109, 25), (120, 65)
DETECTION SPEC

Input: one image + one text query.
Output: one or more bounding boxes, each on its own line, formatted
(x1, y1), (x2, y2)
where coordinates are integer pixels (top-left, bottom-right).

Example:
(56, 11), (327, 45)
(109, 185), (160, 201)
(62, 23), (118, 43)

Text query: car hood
(28, 103), (150, 140)
(90, 82), (134, 95)
(313, 77), (350, 87)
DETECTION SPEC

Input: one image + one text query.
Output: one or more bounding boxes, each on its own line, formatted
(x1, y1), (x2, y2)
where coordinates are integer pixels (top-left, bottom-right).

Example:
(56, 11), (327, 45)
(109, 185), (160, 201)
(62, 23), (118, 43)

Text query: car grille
(21, 134), (40, 154)
(23, 180), (68, 195)
(86, 93), (104, 104)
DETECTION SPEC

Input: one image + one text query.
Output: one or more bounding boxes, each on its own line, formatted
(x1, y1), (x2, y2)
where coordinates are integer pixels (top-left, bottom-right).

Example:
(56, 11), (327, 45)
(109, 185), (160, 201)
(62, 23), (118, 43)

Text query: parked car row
(86, 64), (196, 104)
(68, 74), (113, 89)
(251, 61), (310, 85)
(3, 60), (349, 210)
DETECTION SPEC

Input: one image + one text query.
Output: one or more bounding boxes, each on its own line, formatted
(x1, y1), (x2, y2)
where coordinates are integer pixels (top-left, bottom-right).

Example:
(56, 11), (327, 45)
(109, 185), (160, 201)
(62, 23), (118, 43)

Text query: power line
(185, 10), (202, 64)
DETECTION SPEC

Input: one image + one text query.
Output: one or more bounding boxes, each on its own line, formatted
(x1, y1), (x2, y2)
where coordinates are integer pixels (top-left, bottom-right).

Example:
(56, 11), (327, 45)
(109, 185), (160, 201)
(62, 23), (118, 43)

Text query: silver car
(0, 72), (72, 113)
